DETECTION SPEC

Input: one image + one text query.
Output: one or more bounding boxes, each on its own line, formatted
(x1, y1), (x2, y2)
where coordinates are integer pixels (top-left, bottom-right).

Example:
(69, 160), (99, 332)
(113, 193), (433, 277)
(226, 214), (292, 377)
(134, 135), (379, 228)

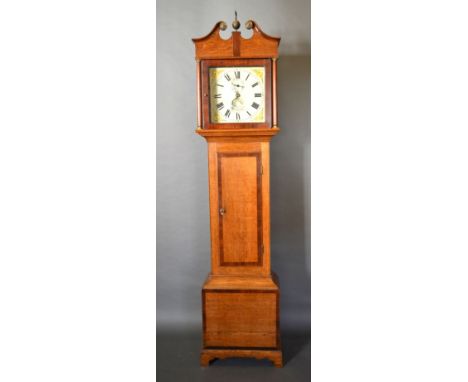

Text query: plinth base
(200, 273), (283, 367)
(200, 347), (283, 367)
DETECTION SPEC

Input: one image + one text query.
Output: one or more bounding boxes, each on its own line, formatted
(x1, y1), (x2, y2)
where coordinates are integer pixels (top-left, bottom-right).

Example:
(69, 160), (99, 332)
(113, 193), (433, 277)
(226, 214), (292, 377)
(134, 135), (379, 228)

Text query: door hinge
(261, 165), (263, 175)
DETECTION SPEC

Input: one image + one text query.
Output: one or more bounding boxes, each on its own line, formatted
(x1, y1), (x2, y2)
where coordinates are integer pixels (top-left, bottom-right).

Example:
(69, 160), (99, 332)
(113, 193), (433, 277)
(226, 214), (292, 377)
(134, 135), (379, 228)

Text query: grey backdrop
(157, 0), (310, 334)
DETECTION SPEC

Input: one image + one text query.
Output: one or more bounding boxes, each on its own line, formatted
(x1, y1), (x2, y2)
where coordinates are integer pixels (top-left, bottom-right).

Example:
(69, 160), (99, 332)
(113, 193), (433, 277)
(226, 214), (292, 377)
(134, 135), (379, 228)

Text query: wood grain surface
(218, 152), (262, 266)
(192, 20), (280, 60)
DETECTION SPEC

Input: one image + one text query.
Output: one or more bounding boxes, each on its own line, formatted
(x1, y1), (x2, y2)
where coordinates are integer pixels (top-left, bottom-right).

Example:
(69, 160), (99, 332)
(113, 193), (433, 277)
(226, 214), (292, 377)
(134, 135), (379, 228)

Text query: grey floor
(157, 329), (310, 382)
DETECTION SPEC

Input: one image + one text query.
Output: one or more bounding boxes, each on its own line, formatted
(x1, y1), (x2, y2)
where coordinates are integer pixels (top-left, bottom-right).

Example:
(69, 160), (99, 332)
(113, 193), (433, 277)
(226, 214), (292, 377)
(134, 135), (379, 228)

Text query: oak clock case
(193, 17), (283, 368)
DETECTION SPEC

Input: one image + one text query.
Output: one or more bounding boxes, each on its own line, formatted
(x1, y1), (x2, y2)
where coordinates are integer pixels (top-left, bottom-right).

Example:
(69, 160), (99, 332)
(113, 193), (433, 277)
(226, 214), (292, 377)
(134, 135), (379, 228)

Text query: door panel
(218, 152), (262, 266)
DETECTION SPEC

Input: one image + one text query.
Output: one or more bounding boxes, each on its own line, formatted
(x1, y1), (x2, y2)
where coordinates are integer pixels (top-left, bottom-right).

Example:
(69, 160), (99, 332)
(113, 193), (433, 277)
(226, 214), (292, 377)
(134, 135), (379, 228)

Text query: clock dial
(209, 67), (265, 124)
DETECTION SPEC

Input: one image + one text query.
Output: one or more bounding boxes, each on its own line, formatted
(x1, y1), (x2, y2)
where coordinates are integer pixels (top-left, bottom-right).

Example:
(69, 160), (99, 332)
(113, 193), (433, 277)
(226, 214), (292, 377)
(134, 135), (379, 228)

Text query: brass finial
(245, 19), (254, 30)
(232, 11), (240, 30)
(219, 21), (227, 31)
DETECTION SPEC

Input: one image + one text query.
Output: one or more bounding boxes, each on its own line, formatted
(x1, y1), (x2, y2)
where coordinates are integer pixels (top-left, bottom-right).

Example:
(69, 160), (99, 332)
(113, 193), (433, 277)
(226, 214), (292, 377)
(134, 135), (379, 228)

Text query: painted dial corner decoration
(209, 67), (265, 124)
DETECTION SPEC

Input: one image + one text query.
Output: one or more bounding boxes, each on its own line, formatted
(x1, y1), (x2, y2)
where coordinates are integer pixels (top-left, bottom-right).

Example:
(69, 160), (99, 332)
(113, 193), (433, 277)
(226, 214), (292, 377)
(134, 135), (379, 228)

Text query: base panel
(201, 273), (282, 367)
(200, 348), (283, 368)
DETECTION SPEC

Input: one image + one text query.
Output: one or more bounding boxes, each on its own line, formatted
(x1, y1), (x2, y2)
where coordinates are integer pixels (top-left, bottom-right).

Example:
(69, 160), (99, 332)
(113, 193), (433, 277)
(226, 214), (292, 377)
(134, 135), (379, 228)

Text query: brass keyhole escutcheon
(219, 208), (225, 216)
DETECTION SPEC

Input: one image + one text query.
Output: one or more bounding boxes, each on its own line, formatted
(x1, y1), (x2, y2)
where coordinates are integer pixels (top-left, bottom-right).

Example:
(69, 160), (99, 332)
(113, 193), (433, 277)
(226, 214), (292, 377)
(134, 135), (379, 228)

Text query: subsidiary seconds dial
(209, 67), (265, 124)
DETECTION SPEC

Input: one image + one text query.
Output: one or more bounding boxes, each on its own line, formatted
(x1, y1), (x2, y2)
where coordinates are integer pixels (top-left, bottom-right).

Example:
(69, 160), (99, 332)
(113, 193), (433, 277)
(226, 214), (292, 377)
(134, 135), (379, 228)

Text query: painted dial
(209, 67), (265, 124)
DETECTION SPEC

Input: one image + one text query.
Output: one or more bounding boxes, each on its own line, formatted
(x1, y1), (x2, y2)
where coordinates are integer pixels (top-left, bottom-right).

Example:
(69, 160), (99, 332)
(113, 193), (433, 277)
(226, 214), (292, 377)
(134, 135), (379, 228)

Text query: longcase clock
(192, 14), (283, 367)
